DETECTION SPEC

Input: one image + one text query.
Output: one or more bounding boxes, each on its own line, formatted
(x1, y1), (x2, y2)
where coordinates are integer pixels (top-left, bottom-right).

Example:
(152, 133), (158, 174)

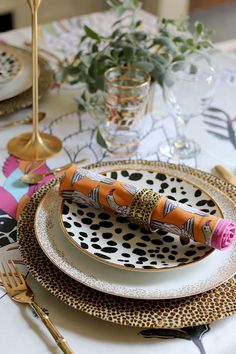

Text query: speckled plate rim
(18, 160), (236, 329)
(59, 167), (223, 272)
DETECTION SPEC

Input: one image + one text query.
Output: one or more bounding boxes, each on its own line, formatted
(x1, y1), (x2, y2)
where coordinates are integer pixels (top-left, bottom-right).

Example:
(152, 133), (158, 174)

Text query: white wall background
(0, 0), (190, 29)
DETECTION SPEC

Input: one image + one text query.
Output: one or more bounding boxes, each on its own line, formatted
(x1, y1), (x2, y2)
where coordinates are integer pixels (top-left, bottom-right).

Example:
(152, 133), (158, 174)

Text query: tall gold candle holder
(7, 0), (62, 161)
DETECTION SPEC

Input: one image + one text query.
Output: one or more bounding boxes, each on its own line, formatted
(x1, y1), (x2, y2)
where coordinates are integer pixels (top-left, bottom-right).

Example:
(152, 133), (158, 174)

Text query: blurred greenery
(58, 0), (214, 147)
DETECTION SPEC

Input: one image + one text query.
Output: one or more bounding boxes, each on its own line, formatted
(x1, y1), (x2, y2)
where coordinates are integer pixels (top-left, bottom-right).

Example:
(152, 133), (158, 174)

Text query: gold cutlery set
(0, 261), (73, 354)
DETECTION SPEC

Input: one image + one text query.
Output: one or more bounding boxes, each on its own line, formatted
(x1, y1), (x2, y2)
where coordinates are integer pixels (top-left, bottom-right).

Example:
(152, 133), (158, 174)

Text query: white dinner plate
(0, 45), (37, 101)
(60, 169), (221, 271)
(34, 163), (236, 300)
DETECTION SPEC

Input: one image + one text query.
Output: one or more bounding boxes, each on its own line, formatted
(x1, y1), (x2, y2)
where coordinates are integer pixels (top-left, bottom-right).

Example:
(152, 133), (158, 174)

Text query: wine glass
(159, 54), (217, 160)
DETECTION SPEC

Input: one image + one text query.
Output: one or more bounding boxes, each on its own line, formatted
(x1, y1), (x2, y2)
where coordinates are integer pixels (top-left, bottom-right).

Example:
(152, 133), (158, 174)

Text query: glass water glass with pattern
(100, 66), (150, 156)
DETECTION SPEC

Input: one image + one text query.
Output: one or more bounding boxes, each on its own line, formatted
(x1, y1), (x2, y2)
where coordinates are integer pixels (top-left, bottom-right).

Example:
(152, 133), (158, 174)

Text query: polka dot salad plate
(34, 161), (236, 300)
(0, 44), (38, 101)
(60, 165), (222, 272)
(0, 47), (22, 84)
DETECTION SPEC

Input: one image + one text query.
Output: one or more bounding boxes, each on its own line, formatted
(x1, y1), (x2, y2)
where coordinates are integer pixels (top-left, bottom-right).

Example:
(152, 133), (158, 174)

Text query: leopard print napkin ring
(128, 188), (161, 229)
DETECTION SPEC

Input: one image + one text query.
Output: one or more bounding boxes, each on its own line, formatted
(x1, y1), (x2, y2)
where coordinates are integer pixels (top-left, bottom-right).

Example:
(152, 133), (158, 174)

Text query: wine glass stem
(173, 114), (188, 148)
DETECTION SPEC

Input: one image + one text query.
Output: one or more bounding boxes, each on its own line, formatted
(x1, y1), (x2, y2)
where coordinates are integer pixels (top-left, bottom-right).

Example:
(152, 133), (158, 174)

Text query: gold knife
(214, 165), (236, 185)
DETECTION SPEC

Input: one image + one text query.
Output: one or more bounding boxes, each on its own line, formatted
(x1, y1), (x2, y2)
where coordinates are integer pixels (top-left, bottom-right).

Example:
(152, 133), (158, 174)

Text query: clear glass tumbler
(100, 66), (150, 156)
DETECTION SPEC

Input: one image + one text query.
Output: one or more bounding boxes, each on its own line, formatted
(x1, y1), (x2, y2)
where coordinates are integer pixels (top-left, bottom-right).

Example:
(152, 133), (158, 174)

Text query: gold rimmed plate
(60, 166), (222, 272)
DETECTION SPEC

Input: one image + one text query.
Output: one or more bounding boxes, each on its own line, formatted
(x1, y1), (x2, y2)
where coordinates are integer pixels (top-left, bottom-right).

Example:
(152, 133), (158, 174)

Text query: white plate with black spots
(60, 168), (222, 271)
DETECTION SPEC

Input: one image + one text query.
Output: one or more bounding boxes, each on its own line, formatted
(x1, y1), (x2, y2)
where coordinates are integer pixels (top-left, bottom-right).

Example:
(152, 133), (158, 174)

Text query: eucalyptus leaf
(124, 46), (135, 64)
(196, 22), (203, 36)
(190, 63), (198, 74)
(186, 38), (194, 46)
(134, 61), (154, 72)
(84, 25), (102, 41)
(172, 61), (185, 72)
(154, 37), (177, 54)
(131, 31), (147, 41)
(134, 20), (142, 28)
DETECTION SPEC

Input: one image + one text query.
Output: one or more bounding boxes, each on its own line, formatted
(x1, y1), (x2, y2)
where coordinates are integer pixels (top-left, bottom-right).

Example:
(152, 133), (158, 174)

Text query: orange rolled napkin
(59, 165), (235, 250)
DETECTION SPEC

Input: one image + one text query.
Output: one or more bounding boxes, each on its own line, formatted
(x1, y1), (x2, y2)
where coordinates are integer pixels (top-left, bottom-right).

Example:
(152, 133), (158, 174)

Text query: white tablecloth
(0, 10), (236, 354)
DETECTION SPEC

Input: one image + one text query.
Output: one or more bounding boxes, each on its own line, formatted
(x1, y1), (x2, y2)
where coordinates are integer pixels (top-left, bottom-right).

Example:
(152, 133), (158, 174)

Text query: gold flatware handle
(0, 112), (45, 130)
(30, 301), (74, 354)
(214, 165), (236, 185)
(0, 119), (26, 130)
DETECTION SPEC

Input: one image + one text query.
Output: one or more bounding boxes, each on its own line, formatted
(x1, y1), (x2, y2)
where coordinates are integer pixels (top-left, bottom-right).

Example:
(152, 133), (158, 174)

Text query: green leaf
(154, 37), (177, 53)
(131, 31), (147, 41)
(84, 25), (102, 41)
(124, 46), (135, 64)
(162, 18), (176, 25)
(151, 53), (168, 65)
(180, 44), (189, 53)
(172, 55), (185, 62)
(66, 66), (81, 75)
(134, 20), (142, 28)
(186, 38), (194, 46)
(96, 127), (107, 148)
(172, 61), (185, 72)
(195, 22), (203, 36)
(134, 61), (154, 72)
(190, 63), (198, 74)
(111, 28), (122, 38)
(173, 36), (184, 43)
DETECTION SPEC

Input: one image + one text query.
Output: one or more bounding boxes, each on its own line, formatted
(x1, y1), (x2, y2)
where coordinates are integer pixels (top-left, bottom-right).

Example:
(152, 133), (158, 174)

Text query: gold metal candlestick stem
(7, 0), (62, 161)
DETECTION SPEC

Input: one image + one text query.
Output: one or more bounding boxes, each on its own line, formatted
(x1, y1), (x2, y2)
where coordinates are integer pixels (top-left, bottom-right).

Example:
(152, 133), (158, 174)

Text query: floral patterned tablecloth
(0, 10), (236, 354)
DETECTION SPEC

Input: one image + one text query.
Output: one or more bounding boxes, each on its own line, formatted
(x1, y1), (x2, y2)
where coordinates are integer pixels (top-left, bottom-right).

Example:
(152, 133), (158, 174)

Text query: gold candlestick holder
(7, 0), (62, 161)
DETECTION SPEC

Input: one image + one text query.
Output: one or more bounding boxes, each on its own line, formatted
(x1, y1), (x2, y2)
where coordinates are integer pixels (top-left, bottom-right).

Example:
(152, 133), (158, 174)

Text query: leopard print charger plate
(18, 161), (236, 328)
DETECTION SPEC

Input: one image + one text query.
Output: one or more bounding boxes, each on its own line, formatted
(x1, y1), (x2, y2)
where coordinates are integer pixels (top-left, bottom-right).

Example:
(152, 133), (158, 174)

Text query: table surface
(1, 10), (236, 354)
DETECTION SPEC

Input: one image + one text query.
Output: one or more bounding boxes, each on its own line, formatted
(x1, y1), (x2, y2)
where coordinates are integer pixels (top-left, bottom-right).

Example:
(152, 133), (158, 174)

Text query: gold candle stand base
(7, 132), (62, 161)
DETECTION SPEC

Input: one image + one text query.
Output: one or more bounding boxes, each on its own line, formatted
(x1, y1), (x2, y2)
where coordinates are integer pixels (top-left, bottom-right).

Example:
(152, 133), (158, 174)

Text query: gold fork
(0, 260), (74, 354)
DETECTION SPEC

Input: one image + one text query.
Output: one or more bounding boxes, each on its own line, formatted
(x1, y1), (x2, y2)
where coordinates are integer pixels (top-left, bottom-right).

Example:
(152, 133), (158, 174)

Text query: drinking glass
(100, 66), (150, 156)
(159, 55), (217, 159)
